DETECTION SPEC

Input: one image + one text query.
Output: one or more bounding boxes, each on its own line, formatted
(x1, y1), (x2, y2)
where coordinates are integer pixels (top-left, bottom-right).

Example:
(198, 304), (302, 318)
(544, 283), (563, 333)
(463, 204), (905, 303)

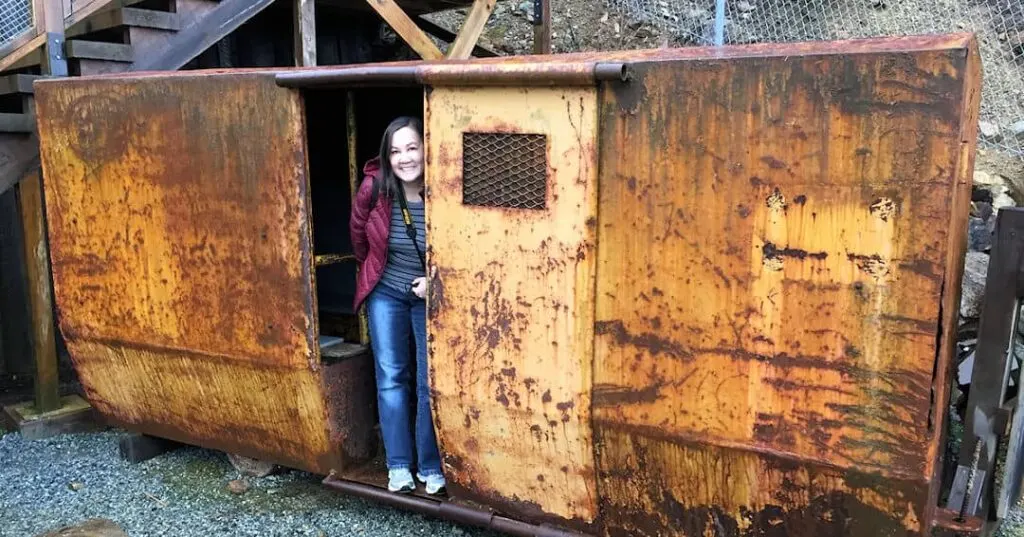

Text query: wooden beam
(346, 91), (370, 347)
(414, 16), (498, 57)
(0, 33), (47, 73)
(17, 168), (59, 413)
(447, 0), (497, 60)
(532, 0), (551, 54)
(119, 433), (182, 463)
(66, 7), (180, 38)
(135, 0), (277, 71)
(294, 0), (316, 66)
(39, 0), (69, 76)
(62, 0), (153, 28)
(0, 114), (35, 133)
(65, 40), (134, 61)
(365, 0), (443, 60)
(0, 75), (43, 95)
(0, 135), (40, 196)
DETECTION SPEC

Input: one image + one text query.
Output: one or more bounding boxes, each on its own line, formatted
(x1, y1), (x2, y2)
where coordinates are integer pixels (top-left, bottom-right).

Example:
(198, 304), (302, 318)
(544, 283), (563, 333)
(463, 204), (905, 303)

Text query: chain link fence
(606, 0), (1024, 160)
(0, 0), (35, 47)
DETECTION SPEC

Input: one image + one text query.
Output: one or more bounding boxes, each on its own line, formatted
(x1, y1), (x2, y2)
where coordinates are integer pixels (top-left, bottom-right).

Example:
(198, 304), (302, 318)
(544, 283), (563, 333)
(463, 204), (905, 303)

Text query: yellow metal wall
(425, 86), (600, 527)
(34, 73), (341, 474)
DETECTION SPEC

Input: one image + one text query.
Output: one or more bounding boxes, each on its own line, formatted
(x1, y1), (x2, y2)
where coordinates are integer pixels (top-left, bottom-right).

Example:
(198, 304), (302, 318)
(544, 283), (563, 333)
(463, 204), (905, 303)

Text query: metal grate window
(462, 132), (547, 210)
(0, 0), (34, 46)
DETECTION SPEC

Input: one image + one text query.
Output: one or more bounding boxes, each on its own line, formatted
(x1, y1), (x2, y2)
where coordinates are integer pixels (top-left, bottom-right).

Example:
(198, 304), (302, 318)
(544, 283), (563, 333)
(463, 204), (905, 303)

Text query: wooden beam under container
(16, 168), (59, 413)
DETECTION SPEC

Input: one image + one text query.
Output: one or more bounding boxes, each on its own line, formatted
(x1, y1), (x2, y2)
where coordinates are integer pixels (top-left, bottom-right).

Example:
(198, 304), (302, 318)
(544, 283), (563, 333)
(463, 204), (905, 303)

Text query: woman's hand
(411, 277), (427, 299)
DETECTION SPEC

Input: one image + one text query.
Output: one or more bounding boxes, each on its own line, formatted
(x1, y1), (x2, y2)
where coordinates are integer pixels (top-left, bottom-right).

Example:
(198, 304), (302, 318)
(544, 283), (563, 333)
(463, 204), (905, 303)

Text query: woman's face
(389, 126), (424, 183)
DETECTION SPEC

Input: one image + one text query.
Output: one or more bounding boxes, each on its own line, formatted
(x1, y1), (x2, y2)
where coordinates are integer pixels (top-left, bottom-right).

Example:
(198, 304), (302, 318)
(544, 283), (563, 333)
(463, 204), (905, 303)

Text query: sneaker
(388, 468), (415, 493)
(416, 472), (447, 495)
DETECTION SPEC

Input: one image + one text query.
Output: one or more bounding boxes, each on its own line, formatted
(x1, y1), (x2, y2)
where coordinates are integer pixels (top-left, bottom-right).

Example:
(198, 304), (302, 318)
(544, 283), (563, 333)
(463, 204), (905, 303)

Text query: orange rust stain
(35, 73), (333, 471)
(426, 86), (600, 527)
(594, 43), (977, 535)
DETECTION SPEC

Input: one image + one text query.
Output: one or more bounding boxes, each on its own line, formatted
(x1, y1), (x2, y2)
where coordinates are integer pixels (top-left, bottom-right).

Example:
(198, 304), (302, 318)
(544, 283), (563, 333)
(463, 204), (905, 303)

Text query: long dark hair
(376, 116), (424, 200)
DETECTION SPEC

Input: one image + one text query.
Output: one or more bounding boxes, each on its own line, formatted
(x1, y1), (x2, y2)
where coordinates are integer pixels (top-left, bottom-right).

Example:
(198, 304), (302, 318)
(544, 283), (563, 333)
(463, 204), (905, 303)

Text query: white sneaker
(388, 468), (415, 493)
(416, 472), (446, 495)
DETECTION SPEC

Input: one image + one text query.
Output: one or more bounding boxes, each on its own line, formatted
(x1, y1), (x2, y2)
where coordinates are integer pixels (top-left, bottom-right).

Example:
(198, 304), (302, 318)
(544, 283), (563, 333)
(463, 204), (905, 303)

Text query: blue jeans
(366, 283), (442, 476)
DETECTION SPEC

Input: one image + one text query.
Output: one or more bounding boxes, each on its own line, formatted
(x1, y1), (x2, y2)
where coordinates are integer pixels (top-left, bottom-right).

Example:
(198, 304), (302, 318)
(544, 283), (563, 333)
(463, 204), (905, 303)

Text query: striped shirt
(380, 200), (426, 294)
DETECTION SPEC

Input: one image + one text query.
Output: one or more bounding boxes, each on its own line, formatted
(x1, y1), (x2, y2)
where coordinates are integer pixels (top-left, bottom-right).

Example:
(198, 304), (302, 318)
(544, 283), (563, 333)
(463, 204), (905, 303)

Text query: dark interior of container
(305, 86), (423, 346)
(304, 86), (439, 489)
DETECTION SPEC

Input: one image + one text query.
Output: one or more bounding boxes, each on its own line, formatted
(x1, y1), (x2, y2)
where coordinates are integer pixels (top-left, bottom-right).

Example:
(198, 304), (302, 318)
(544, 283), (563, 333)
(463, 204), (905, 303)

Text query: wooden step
(66, 40), (134, 62)
(66, 7), (181, 38)
(0, 75), (42, 96)
(0, 113), (34, 133)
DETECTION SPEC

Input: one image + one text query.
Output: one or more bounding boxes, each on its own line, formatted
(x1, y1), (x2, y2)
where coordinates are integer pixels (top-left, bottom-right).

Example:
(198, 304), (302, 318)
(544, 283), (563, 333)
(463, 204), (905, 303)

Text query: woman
(349, 116), (445, 495)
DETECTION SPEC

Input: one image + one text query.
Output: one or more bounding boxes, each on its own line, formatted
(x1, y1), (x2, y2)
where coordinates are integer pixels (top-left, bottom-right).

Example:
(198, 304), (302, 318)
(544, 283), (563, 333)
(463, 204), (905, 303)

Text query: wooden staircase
(0, 0), (266, 137)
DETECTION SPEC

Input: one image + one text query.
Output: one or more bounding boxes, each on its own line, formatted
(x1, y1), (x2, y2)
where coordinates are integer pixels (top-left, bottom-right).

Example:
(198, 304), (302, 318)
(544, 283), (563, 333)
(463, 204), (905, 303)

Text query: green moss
(145, 450), (355, 516)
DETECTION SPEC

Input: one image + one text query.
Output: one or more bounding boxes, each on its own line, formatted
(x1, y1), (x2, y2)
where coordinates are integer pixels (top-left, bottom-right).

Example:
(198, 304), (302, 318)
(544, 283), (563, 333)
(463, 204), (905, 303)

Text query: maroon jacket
(350, 157), (392, 311)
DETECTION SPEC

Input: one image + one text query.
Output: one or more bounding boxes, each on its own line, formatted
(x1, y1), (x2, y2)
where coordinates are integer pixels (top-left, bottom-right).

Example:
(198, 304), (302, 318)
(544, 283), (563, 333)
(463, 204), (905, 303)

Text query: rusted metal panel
(33, 72), (340, 474)
(426, 86), (600, 529)
(593, 37), (979, 535)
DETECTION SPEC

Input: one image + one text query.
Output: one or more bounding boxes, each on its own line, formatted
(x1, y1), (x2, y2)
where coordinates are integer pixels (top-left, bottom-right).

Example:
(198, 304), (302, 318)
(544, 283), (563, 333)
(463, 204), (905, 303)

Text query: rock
(68, 481), (84, 492)
(972, 201), (994, 221)
(226, 452), (277, 477)
(1010, 120), (1024, 140)
(960, 251), (990, 319)
(968, 216), (994, 252)
(227, 479), (249, 494)
(974, 171), (1017, 209)
(737, 1), (756, 12)
(35, 519), (128, 537)
(979, 121), (1001, 140)
(975, 170), (1003, 187)
(993, 190), (1017, 210)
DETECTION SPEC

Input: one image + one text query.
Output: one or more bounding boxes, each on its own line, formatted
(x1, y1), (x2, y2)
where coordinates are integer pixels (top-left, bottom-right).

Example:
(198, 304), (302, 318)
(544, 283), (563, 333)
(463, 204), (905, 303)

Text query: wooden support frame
(119, 433), (181, 463)
(16, 168), (59, 413)
(346, 91), (370, 346)
(414, 16), (498, 57)
(294, 0), (316, 66)
(365, 0), (443, 60)
(446, 0), (497, 60)
(532, 0), (551, 54)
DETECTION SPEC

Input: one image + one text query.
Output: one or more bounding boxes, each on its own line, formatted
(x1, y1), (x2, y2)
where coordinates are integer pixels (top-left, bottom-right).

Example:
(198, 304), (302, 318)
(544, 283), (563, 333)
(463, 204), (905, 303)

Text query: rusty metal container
(33, 33), (991, 536)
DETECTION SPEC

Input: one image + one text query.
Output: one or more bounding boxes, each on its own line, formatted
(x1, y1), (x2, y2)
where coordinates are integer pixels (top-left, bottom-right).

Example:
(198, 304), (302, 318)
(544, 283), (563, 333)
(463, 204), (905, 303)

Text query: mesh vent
(0, 0), (34, 45)
(462, 133), (547, 210)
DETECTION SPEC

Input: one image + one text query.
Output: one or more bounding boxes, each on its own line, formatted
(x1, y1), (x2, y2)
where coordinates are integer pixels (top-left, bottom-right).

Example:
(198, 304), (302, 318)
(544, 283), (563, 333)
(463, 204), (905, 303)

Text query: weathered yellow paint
(425, 86), (600, 526)
(30, 34), (982, 536)
(592, 38), (979, 535)
(33, 72), (348, 474)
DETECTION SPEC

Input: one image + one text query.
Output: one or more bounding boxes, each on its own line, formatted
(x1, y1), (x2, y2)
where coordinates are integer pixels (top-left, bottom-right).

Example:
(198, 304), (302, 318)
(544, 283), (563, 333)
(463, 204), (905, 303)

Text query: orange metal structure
(33, 33), (986, 536)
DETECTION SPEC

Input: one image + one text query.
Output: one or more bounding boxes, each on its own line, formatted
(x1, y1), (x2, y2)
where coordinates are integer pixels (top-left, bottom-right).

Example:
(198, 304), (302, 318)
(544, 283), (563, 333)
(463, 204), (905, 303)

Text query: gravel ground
(7, 423), (1024, 537)
(0, 426), (499, 537)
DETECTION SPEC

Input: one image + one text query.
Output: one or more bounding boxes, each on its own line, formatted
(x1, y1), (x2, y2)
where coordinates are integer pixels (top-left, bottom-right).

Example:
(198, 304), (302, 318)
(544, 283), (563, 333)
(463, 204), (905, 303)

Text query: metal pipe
(713, 0), (726, 46)
(322, 475), (591, 537)
(594, 62), (631, 82)
(276, 66), (421, 88)
(276, 63), (631, 88)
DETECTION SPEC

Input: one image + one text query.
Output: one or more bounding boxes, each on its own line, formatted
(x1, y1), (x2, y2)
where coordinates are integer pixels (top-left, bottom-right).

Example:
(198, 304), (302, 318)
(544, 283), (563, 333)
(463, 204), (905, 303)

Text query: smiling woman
(349, 116), (445, 496)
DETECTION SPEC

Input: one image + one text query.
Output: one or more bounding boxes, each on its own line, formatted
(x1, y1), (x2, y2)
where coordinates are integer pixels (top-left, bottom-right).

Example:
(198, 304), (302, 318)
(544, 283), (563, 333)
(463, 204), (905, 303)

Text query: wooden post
(447, 0), (497, 60)
(293, 0), (316, 66)
(532, 0), (551, 55)
(346, 92), (370, 346)
(17, 169), (59, 413)
(365, 0), (444, 60)
(38, 0), (69, 76)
